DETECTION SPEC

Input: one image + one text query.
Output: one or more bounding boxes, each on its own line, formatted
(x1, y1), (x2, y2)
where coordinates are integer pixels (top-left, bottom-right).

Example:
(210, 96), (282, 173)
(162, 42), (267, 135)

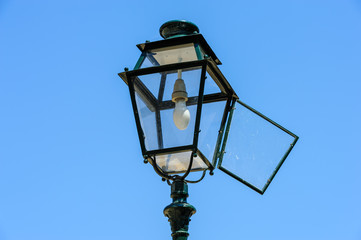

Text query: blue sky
(1, 0), (361, 239)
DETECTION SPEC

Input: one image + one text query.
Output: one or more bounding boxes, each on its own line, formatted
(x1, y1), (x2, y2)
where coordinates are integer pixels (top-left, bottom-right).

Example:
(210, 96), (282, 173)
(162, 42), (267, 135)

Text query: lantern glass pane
(160, 104), (197, 148)
(198, 100), (226, 166)
(132, 66), (202, 152)
(162, 67), (201, 102)
(154, 151), (208, 174)
(204, 71), (223, 95)
(219, 100), (297, 193)
(137, 73), (160, 98)
(135, 91), (158, 150)
(139, 43), (200, 68)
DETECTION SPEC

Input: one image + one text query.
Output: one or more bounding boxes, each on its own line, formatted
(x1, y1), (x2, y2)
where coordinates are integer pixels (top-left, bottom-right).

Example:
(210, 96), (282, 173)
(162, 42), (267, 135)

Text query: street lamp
(118, 20), (298, 240)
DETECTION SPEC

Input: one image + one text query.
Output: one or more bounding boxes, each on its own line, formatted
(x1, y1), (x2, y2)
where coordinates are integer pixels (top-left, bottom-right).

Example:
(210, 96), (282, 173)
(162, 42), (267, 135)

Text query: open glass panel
(139, 43), (204, 68)
(131, 66), (203, 153)
(218, 100), (298, 194)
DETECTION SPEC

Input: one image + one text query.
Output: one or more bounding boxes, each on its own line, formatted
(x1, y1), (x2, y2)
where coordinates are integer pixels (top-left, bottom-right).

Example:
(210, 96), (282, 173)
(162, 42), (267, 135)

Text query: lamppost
(118, 20), (298, 240)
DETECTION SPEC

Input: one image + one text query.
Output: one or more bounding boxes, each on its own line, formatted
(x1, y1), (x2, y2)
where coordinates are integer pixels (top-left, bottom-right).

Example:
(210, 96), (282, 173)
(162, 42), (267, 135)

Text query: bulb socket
(172, 79), (188, 102)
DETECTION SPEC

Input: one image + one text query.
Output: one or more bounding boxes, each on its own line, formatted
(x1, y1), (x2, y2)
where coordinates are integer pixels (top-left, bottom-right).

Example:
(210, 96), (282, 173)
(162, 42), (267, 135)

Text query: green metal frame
(123, 60), (208, 172)
(133, 41), (212, 71)
(119, 58), (238, 177)
(217, 99), (299, 194)
(133, 52), (146, 70)
(211, 98), (233, 167)
(194, 43), (204, 60)
(136, 34), (222, 65)
(124, 53), (301, 193)
(148, 149), (214, 175)
(126, 60), (207, 155)
(192, 63), (207, 150)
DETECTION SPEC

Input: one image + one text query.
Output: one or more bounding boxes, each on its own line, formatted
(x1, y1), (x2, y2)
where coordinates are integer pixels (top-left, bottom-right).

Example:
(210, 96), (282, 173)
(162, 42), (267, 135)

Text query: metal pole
(164, 179), (196, 240)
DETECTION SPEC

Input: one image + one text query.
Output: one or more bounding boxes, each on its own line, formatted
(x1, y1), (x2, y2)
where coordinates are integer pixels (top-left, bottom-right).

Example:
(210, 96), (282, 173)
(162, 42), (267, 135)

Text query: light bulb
(173, 99), (190, 130)
(171, 69), (190, 130)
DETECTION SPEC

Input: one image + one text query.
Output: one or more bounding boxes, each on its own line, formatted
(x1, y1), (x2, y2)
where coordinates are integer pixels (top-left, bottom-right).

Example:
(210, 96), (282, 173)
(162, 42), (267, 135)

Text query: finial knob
(160, 20), (199, 39)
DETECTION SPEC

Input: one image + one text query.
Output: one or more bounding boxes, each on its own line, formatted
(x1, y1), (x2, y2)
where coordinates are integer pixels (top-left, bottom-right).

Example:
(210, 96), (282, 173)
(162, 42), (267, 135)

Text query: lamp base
(164, 179), (196, 240)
